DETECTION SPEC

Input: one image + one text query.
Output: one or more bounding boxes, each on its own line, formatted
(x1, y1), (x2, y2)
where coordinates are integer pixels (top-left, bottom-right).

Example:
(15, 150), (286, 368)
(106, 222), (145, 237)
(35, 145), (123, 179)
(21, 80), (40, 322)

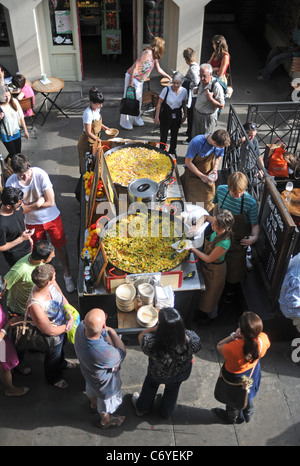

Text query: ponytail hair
(239, 312), (263, 363)
(211, 209), (234, 246)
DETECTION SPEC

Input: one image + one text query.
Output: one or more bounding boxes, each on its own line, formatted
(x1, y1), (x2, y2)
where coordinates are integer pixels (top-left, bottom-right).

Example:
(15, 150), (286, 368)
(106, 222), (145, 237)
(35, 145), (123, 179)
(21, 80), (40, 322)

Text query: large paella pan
(100, 210), (189, 274)
(104, 143), (174, 188)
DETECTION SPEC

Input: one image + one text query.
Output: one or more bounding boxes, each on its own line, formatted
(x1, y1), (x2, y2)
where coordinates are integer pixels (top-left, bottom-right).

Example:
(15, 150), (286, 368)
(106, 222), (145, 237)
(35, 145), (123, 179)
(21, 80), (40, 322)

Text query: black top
(0, 207), (31, 266)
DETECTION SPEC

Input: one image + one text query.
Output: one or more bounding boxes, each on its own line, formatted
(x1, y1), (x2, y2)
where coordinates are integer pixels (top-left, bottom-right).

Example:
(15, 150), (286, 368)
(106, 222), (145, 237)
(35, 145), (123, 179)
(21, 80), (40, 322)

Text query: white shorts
(85, 381), (123, 415)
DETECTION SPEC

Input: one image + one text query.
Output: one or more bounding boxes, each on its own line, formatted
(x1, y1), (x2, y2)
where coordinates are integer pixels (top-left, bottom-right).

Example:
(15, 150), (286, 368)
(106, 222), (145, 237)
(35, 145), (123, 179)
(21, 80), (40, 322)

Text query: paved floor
(0, 23), (300, 447)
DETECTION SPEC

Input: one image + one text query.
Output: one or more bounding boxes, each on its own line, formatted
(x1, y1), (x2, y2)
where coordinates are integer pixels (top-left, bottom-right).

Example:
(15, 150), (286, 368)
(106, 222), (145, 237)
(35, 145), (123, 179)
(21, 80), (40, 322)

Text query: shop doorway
(78, 0), (133, 79)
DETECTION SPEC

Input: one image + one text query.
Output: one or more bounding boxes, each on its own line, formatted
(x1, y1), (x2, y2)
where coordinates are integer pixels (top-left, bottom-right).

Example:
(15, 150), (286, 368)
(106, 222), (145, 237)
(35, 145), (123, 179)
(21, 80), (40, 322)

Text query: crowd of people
(0, 32), (298, 433)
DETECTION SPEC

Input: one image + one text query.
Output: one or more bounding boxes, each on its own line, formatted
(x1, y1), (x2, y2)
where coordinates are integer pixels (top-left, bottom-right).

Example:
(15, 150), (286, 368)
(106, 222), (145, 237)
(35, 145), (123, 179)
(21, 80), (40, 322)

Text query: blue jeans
(136, 363), (192, 418)
(44, 336), (67, 385)
(262, 48), (294, 80)
(221, 363), (261, 422)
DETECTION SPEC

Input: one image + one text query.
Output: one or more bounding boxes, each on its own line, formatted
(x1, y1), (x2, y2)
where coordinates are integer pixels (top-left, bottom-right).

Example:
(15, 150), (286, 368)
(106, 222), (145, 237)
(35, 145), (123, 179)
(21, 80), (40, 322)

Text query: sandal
(64, 360), (76, 370)
(89, 404), (98, 414)
(97, 415), (125, 429)
(15, 364), (32, 376)
(53, 379), (69, 390)
(5, 387), (30, 397)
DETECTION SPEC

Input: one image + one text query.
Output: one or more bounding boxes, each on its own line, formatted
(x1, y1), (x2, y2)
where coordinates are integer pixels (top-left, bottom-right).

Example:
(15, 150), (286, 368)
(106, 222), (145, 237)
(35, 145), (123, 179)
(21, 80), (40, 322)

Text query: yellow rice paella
(105, 146), (173, 187)
(101, 212), (189, 273)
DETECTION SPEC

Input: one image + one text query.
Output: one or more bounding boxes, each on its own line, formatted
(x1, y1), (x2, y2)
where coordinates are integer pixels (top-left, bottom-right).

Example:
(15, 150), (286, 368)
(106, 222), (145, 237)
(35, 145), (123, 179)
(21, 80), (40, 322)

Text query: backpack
(210, 76), (227, 116)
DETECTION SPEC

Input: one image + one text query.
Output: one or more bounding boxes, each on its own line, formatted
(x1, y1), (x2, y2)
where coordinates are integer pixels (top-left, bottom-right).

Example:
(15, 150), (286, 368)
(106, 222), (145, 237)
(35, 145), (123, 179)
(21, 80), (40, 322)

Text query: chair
(19, 96), (36, 138)
(142, 90), (159, 113)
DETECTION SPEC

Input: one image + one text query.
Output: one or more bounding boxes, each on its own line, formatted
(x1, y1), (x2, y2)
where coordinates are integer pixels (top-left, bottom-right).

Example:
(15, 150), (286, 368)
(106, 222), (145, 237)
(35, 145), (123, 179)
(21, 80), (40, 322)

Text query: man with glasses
(192, 63), (225, 137)
(6, 153), (75, 293)
(0, 186), (33, 266)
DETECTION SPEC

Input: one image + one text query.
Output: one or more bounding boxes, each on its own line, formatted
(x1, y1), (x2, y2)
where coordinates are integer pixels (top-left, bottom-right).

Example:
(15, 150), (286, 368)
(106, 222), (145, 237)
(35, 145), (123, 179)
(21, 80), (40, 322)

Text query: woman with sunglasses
(28, 264), (75, 389)
(208, 35), (230, 84)
(0, 86), (29, 163)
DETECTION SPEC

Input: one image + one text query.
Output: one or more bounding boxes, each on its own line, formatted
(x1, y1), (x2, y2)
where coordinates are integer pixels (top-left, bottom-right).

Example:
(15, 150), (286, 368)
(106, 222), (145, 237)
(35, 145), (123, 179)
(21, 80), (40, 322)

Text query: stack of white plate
(115, 284), (136, 312)
(138, 283), (154, 305)
(137, 305), (158, 328)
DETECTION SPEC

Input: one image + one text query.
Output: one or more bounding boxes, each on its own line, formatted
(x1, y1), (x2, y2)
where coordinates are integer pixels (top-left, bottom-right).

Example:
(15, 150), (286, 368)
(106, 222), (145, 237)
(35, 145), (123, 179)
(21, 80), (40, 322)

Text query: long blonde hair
(149, 36), (165, 59)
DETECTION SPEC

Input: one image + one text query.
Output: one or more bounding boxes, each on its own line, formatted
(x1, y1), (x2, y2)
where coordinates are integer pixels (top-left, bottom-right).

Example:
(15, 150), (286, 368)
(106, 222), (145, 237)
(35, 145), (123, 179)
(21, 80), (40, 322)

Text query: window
(49, 0), (73, 46)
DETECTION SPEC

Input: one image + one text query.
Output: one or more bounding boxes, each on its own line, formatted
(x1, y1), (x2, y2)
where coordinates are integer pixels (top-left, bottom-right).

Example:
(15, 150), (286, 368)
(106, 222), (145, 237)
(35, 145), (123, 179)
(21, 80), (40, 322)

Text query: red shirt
(222, 332), (270, 374)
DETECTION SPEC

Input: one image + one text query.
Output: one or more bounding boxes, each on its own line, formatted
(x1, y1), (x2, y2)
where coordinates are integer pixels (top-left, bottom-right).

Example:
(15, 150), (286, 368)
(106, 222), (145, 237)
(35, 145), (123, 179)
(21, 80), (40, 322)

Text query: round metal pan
(99, 209), (189, 274)
(104, 143), (175, 188)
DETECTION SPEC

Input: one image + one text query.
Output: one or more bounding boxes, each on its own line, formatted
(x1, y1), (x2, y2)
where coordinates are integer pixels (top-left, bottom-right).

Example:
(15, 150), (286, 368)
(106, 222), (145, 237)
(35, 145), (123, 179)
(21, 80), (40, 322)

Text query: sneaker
(131, 392), (145, 416)
(64, 274), (75, 293)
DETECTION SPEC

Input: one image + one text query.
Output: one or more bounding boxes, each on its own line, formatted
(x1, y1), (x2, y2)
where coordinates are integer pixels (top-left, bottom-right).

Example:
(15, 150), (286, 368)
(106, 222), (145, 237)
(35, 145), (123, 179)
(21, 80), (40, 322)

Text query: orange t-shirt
(222, 332), (270, 374)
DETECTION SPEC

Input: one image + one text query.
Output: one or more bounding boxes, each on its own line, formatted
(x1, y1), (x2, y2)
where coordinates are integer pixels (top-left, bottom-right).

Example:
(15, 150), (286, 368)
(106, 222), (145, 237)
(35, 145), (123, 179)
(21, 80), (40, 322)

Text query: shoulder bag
(9, 302), (50, 353)
(120, 85), (140, 116)
(214, 362), (258, 410)
(159, 87), (172, 123)
(226, 62), (233, 98)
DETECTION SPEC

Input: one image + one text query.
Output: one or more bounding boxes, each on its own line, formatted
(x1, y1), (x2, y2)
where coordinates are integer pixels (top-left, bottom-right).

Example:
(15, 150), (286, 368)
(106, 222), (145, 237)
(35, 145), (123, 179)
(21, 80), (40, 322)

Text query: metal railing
(223, 102), (300, 203)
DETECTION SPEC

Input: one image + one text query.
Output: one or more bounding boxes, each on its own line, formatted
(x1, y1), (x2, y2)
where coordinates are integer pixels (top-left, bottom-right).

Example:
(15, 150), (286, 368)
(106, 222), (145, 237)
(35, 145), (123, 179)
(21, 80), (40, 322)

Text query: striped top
(213, 185), (258, 225)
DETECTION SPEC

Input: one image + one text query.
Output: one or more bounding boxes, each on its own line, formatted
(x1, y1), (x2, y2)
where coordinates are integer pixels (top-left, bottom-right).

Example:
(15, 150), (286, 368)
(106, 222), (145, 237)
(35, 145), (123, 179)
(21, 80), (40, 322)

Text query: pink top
(127, 49), (155, 82)
(20, 84), (35, 117)
(0, 303), (19, 371)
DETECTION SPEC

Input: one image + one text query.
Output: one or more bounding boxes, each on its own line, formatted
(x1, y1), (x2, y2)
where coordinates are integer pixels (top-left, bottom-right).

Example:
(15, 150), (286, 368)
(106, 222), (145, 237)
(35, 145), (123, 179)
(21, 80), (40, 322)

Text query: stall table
(77, 144), (205, 333)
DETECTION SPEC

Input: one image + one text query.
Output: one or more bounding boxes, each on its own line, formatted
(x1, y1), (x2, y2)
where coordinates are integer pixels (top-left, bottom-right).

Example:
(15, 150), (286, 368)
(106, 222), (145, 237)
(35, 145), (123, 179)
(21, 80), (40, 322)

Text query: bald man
(74, 308), (126, 429)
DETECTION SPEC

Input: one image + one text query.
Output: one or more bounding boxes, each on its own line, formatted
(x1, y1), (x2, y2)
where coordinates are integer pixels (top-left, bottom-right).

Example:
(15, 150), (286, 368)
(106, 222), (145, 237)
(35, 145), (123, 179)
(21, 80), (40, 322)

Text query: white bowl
(138, 283), (154, 304)
(115, 284), (136, 301)
(105, 128), (119, 138)
(137, 305), (158, 327)
(172, 239), (192, 253)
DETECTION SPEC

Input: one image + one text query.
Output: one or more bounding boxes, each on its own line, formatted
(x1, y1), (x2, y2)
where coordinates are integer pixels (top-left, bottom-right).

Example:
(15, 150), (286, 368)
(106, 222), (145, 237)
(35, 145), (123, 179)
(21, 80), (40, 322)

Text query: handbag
(214, 364), (257, 410)
(268, 146), (289, 178)
(120, 85), (140, 116)
(264, 139), (286, 169)
(225, 62), (233, 98)
(159, 87), (171, 122)
(9, 305), (50, 353)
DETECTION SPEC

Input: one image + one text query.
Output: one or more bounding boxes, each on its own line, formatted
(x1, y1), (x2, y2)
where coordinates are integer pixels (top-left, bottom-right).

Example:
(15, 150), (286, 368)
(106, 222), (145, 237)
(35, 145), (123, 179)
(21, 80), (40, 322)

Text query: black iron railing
(223, 102), (300, 203)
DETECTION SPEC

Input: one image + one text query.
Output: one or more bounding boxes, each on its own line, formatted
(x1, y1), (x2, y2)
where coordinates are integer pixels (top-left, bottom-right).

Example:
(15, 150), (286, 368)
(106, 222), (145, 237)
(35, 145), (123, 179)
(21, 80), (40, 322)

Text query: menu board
(254, 177), (298, 306)
(86, 147), (102, 228)
(91, 243), (108, 288)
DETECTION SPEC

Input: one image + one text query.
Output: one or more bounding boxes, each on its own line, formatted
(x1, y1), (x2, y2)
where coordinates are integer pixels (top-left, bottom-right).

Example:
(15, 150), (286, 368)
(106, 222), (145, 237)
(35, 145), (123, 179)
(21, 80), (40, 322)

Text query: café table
(280, 188), (300, 226)
(32, 77), (69, 125)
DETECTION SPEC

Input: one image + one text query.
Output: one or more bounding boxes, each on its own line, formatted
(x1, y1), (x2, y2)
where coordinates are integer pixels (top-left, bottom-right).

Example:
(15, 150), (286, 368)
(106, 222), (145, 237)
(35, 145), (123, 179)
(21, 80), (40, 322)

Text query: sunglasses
(247, 123), (257, 130)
